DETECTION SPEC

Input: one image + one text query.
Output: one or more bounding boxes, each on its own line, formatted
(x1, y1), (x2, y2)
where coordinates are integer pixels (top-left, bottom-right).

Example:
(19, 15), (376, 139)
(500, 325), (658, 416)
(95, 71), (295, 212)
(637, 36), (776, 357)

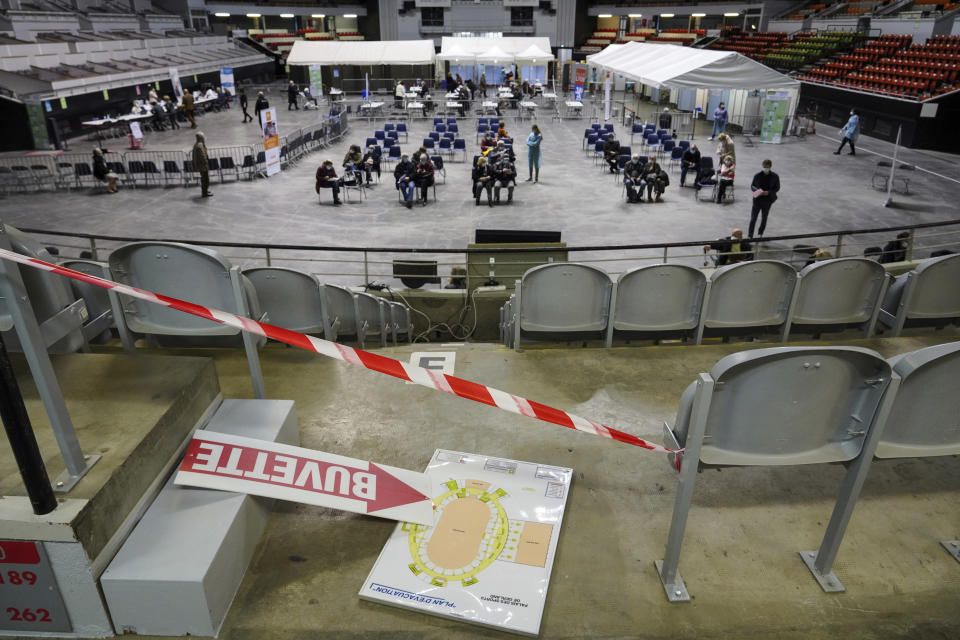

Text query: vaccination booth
(438, 37), (554, 86)
(286, 40), (436, 94)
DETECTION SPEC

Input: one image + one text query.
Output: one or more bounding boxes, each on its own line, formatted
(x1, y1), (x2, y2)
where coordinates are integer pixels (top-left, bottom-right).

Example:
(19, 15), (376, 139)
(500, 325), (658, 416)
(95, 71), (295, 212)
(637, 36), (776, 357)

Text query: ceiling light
(344, 14), (357, 18)
(246, 13), (260, 18)
(214, 13), (230, 18)
(628, 14), (642, 18)
(598, 14), (612, 18)
(691, 13), (706, 18)
(660, 14), (674, 18)
(280, 14), (294, 18)
(311, 14), (325, 18)
(724, 12), (740, 17)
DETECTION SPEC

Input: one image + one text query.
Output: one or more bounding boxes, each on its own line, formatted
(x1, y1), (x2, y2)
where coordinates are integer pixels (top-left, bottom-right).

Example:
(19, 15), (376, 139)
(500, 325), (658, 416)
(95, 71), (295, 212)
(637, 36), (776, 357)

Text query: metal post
(0, 333), (57, 515)
(884, 125), (901, 208)
(265, 246), (272, 266)
(363, 250), (369, 284)
(905, 228), (914, 261)
(834, 233), (844, 258)
(663, 247), (669, 263)
(88, 237), (98, 261)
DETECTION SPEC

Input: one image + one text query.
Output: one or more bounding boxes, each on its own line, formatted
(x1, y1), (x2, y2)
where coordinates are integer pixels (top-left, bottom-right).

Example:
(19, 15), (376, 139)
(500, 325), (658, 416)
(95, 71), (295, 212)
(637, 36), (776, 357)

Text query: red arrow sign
(174, 431), (433, 524)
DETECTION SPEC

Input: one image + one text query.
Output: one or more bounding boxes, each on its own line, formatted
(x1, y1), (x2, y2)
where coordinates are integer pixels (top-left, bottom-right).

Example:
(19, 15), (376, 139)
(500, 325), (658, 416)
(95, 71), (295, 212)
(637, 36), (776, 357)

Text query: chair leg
(230, 268), (266, 399)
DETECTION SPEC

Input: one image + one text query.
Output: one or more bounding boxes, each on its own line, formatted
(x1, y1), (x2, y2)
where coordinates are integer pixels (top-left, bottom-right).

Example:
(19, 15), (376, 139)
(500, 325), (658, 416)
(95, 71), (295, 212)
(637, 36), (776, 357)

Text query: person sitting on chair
(496, 124), (509, 140)
(493, 155), (517, 204)
(342, 144), (364, 180)
(480, 131), (497, 154)
(879, 231), (910, 264)
(603, 133), (621, 173)
(641, 155), (666, 202)
(680, 144), (700, 187)
(394, 153), (416, 209)
(472, 156), (494, 207)
(623, 154), (646, 203)
(412, 145), (430, 165)
(315, 160), (341, 205)
(704, 229), (753, 266)
(414, 155), (434, 206)
(361, 145), (380, 185)
(716, 155), (735, 203)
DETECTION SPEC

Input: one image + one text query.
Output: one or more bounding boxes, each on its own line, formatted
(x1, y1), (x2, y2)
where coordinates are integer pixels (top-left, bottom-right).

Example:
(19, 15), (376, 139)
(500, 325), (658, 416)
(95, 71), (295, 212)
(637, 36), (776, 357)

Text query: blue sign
(573, 85), (584, 102)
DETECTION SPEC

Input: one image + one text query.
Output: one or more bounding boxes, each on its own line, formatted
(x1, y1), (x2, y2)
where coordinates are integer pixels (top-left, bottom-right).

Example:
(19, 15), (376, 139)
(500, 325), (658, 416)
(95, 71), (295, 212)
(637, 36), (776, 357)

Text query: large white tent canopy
(439, 37), (554, 63)
(587, 42), (798, 89)
(287, 40), (435, 66)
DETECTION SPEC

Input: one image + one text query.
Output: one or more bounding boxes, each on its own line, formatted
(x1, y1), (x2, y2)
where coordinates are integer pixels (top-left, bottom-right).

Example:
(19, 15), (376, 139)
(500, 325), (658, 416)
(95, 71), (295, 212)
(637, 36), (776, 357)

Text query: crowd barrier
(0, 114), (348, 194)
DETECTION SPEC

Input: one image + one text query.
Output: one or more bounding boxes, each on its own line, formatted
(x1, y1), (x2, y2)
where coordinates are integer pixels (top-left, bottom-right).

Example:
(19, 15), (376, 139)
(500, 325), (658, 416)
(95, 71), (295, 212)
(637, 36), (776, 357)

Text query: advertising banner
(760, 90), (789, 144)
(219, 67), (235, 96)
(573, 65), (586, 102)
(174, 431), (433, 524)
(309, 64), (324, 97)
(169, 67), (184, 100)
(360, 449), (572, 636)
(261, 107), (281, 176)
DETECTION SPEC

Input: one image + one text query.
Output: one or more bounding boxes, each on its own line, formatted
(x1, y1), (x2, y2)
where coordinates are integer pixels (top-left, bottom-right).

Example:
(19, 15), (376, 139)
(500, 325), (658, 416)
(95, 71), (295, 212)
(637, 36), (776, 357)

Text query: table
(540, 92), (557, 105)
(565, 101), (584, 118)
(481, 101), (498, 114)
(360, 101), (385, 118)
(329, 88), (344, 102)
(445, 92), (459, 99)
(519, 101), (538, 120)
(81, 112), (154, 144)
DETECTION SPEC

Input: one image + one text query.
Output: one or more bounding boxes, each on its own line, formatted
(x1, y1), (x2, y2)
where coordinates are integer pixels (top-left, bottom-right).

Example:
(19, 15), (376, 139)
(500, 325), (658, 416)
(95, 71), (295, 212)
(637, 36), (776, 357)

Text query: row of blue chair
(420, 137), (468, 161)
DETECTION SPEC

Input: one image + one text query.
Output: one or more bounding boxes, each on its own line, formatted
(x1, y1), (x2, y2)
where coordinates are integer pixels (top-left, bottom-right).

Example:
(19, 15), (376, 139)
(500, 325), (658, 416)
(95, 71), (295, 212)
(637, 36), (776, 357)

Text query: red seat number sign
(0, 540), (73, 633)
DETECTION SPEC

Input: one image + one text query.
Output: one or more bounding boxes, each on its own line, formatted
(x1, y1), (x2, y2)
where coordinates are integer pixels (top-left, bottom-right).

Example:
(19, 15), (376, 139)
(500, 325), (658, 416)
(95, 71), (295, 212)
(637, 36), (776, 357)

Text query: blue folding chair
(678, 140), (690, 151)
(448, 123), (459, 135)
(396, 123), (408, 142)
(669, 146), (684, 170)
(374, 130), (385, 141)
(620, 145), (632, 157)
(435, 123), (447, 133)
(365, 137), (379, 149)
(585, 134), (598, 155)
(631, 123), (645, 143)
(592, 139), (605, 164)
(476, 124), (489, 142)
(422, 138), (435, 150)
(428, 131), (440, 142)
(446, 117), (456, 125)
(591, 123), (602, 131)
(384, 123), (395, 133)
(603, 123), (615, 132)
(385, 145), (401, 168)
(662, 140), (675, 156)
(431, 155), (446, 185)
(453, 138), (467, 162)
(478, 117), (488, 126)
(438, 137), (453, 158)
(433, 117), (443, 126)
(442, 132), (455, 141)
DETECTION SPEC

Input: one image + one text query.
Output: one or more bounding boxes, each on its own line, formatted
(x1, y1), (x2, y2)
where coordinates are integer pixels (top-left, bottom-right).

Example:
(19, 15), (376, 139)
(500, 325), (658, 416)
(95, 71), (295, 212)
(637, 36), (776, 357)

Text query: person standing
(659, 107), (672, 132)
(254, 91), (269, 122)
(525, 124), (542, 182)
(835, 109), (860, 156)
(709, 102), (727, 140)
(287, 80), (299, 110)
(715, 133), (736, 165)
(239, 87), (253, 123)
(394, 80), (405, 108)
(181, 90), (196, 129)
(479, 72), (487, 98)
(748, 159), (780, 238)
(192, 132), (212, 198)
(163, 95), (180, 130)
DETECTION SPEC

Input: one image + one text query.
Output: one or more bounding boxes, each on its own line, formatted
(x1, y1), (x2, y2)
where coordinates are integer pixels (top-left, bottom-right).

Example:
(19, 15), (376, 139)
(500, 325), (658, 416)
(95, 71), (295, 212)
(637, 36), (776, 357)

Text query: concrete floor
(5, 336), (954, 640)
(3, 92), (959, 285)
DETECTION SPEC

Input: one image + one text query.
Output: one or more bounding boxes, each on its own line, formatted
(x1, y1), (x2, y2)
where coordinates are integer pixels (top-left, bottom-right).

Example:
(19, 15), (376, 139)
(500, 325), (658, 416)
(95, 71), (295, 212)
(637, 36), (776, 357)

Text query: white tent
(439, 37), (553, 60)
(436, 42), (475, 63)
(476, 45), (514, 65)
(515, 43), (555, 63)
(586, 42), (798, 89)
(287, 40), (435, 66)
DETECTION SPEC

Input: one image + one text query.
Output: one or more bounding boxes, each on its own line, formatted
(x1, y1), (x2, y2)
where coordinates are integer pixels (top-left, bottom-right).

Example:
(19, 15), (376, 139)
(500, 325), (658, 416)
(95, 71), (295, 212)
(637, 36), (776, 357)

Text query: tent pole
(884, 125), (901, 208)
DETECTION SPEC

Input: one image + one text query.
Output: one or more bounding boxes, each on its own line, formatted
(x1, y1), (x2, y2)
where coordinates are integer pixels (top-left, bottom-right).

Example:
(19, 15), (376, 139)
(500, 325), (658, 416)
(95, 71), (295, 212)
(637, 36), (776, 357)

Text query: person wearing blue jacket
(835, 110), (860, 156)
(709, 102), (728, 140)
(525, 124), (542, 182)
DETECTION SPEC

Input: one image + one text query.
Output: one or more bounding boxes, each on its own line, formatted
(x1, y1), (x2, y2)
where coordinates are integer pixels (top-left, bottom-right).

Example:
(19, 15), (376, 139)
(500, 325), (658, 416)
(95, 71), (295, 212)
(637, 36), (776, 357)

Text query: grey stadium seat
(320, 283), (359, 344)
(388, 300), (413, 344)
(695, 260), (797, 344)
(877, 253), (960, 336)
(108, 241), (266, 398)
(512, 263), (612, 350)
(784, 258), (890, 340)
(354, 291), (388, 349)
(657, 346), (895, 601)
(606, 264), (706, 346)
(244, 267), (326, 337)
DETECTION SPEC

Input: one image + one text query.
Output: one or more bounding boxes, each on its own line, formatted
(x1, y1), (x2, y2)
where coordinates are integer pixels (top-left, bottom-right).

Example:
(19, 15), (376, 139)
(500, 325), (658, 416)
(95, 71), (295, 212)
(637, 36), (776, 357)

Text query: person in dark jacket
(704, 229), (753, 266)
(622, 155), (646, 203)
(603, 134), (621, 173)
(659, 108), (672, 131)
(181, 91), (196, 128)
(239, 87), (253, 123)
(413, 155), (435, 205)
(162, 95), (180, 129)
(287, 80), (299, 110)
(680, 144), (701, 187)
(493, 155), (517, 203)
(472, 156), (494, 207)
(879, 231), (910, 264)
(92, 148), (118, 193)
(394, 153), (416, 209)
(361, 146), (380, 185)
(641, 155), (666, 202)
(254, 91), (269, 122)
(192, 132), (211, 197)
(315, 159), (341, 205)
(748, 159), (781, 238)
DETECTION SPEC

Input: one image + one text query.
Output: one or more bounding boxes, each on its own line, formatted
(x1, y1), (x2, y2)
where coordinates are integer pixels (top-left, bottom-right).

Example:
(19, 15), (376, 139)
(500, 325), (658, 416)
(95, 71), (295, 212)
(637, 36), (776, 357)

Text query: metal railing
(0, 113), (348, 193)
(15, 219), (960, 292)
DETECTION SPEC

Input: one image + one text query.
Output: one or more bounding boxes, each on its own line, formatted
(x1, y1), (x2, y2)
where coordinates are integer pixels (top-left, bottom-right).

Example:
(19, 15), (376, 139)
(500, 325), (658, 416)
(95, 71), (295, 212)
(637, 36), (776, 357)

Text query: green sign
(59, 97), (67, 109)
(25, 103), (49, 149)
(760, 90), (789, 144)
(102, 89), (109, 100)
(154, 81), (160, 90)
(193, 74), (198, 82)
(309, 64), (323, 97)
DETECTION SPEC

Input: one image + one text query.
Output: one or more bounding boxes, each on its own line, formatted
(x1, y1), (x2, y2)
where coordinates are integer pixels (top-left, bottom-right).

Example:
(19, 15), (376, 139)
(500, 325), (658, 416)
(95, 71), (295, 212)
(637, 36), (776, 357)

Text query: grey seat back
(61, 259), (112, 322)
(614, 264), (706, 331)
(244, 267), (324, 335)
(0, 226), (86, 352)
(673, 347), (892, 466)
(388, 301), (411, 340)
(108, 242), (253, 336)
(792, 258), (888, 324)
(321, 284), (357, 337)
(519, 263), (612, 332)
(896, 254), (960, 319)
(876, 341), (960, 458)
(355, 292), (385, 344)
(702, 260), (797, 329)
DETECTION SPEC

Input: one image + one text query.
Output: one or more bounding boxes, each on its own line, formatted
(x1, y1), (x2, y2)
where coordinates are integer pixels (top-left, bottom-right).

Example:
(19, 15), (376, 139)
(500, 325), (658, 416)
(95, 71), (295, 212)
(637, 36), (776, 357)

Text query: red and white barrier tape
(0, 248), (675, 453)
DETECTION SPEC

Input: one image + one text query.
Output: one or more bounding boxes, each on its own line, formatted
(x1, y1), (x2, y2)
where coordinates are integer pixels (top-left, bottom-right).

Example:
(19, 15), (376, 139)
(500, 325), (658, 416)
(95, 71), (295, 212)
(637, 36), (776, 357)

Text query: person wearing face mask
(715, 133), (735, 165)
(748, 159), (780, 238)
(710, 102), (728, 140)
(472, 156), (494, 207)
(716, 155), (735, 203)
(641, 154), (666, 202)
(413, 155), (435, 205)
(622, 154), (646, 203)
(835, 109), (860, 156)
(394, 153), (416, 209)
(679, 144), (701, 188)
(315, 159), (341, 205)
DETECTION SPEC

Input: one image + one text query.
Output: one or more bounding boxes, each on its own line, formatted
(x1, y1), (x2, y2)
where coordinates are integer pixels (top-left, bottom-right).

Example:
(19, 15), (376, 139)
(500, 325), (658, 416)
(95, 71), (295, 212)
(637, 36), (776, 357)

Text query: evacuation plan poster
(359, 449), (573, 636)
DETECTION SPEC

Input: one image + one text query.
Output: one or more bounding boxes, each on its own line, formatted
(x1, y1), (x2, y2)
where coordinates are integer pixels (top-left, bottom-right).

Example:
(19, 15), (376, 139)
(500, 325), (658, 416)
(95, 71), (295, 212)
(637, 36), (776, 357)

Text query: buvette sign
(174, 431), (434, 524)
